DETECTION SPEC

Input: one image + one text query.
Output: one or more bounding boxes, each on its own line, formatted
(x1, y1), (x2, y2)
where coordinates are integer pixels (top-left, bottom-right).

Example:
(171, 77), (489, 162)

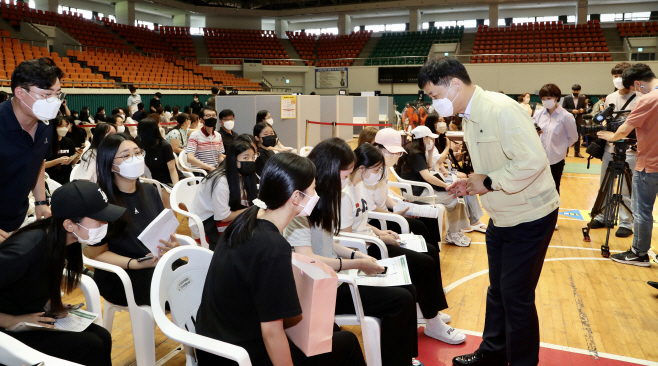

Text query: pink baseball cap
(374, 128), (406, 154)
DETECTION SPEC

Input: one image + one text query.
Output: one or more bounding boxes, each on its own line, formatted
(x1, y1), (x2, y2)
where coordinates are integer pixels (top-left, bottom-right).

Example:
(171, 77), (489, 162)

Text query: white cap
(411, 126), (438, 139)
(374, 128), (406, 154)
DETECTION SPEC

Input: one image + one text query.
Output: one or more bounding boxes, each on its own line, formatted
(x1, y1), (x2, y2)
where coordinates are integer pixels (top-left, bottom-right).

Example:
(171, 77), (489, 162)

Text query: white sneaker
(439, 312), (451, 323)
(555, 223), (559, 230)
(424, 325), (466, 345)
(445, 231), (471, 247)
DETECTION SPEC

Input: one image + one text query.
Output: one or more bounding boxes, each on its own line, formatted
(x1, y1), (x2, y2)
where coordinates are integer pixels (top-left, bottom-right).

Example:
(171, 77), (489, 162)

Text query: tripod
(582, 141), (634, 257)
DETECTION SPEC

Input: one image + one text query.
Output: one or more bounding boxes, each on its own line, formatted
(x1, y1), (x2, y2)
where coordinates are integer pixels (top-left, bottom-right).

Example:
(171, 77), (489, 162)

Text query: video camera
(578, 104), (635, 139)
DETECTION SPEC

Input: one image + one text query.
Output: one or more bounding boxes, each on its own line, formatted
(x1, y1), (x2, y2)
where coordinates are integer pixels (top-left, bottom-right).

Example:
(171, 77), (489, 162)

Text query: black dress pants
(549, 159), (565, 194)
(335, 284), (417, 366)
(2, 323), (112, 366)
(477, 209), (558, 366)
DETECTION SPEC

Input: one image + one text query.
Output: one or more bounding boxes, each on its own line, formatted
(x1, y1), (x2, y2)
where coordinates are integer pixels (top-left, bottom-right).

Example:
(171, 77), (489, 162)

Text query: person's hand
(60, 156), (72, 165)
(75, 147), (84, 154)
(447, 179), (468, 198)
(394, 206), (410, 216)
(357, 258), (385, 275)
(379, 234), (399, 246)
(0, 229), (9, 244)
(34, 205), (51, 220)
(62, 99), (67, 106)
(157, 234), (181, 256)
(383, 230), (399, 240)
(10, 312), (57, 329)
(579, 108), (584, 113)
(466, 174), (489, 195)
(572, 109), (579, 114)
(597, 131), (615, 141)
(134, 254), (159, 269)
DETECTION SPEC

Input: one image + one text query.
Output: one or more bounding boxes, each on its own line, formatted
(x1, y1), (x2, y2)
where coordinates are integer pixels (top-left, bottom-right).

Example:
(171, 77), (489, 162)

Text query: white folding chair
(69, 164), (81, 182)
(369, 211), (409, 233)
(170, 177), (209, 248)
(174, 152), (195, 178)
(337, 232), (389, 259)
(151, 246), (252, 366)
(83, 234), (195, 366)
(299, 146), (313, 157)
(388, 167), (437, 204)
(139, 177), (172, 195)
(333, 236), (383, 366)
(78, 273), (104, 326)
(0, 332), (84, 366)
(179, 152), (208, 176)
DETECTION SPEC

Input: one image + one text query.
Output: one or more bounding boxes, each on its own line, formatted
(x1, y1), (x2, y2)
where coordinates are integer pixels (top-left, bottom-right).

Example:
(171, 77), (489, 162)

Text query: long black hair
(81, 122), (115, 170)
(425, 112), (447, 152)
(256, 109), (268, 123)
(223, 152), (316, 247)
(96, 133), (145, 237)
(174, 113), (189, 130)
(203, 141), (258, 211)
(10, 217), (83, 313)
(79, 106), (90, 122)
(354, 143), (385, 184)
(137, 118), (162, 150)
(397, 137), (426, 176)
(308, 138), (356, 234)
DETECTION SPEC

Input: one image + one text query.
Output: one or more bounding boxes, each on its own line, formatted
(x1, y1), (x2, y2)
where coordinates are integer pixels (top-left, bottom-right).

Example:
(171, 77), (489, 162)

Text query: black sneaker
(589, 220), (605, 229)
(615, 227), (633, 238)
(611, 249), (650, 267)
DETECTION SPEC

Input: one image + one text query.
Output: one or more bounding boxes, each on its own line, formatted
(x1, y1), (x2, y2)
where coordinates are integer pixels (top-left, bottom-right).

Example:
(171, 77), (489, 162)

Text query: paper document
(399, 234), (428, 252)
(350, 255), (412, 287)
(394, 201), (440, 219)
(9, 309), (98, 332)
(138, 208), (180, 258)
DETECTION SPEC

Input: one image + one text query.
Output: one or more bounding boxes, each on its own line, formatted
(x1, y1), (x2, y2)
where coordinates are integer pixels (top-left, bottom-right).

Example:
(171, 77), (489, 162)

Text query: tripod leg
(584, 165), (613, 241)
(602, 228), (611, 258)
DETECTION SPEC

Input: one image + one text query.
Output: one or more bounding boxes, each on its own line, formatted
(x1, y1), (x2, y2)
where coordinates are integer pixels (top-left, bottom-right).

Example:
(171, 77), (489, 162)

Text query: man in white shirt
(589, 62), (638, 238)
(127, 86), (141, 116)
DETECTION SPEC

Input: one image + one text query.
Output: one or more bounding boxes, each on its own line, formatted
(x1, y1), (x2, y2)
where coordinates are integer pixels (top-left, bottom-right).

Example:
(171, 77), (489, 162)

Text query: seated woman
(94, 107), (106, 123)
(0, 180), (122, 366)
(138, 118), (183, 208)
(165, 113), (190, 155)
(426, 114), (487, 233)
(253, 122), (278, 176)
(73, 122), (116, 183)
(256, 109), (293, 152)
(397, 126), (472, 247)
(356, 126), (378, 147)
(190, 141), (258, 250)
(86, 134), (181, 306)
(45, 117), (81, 184)
(196, 153), (365, 366)
(65, 115), (87, 149)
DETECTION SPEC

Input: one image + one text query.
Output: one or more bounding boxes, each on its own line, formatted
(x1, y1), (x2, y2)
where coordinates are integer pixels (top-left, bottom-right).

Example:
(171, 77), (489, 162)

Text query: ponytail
(223, 206), (260, 247)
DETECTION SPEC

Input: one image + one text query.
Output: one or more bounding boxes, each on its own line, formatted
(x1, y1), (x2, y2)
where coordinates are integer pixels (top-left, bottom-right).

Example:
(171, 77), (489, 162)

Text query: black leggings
(335, 283), (418, 366)
(550, 159), (565, 194)
(369, 214), (442, 250)
(2, 323), (112, 366)
(197, 330), (365, 366)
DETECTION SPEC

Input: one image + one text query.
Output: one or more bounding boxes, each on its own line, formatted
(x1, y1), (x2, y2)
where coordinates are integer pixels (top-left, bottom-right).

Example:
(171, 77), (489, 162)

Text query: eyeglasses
(114, 149), (146, 162)
(25, 89), (65, 103)
(239, 154), (259, 162)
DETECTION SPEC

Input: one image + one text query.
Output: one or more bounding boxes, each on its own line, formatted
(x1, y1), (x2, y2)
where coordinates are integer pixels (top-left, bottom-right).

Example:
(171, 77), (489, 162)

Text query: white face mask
(265, 118), (274, 126)
(223, 120), (235, 130)
(384, 154), (398, 168)
(542, 99), (556, 109)
(117, 125), (126, 133)
(296, 190), (320, 217)
(436, 122), (447, 134)
(194, 98), (199, 101)
(22, 89), (62, 121)
(523, 97), (530, 104)
(113, 158), (145, 180)
(56, 127), (68, 137)
(73, 223), (108, 245)
(613, 77), (624, 90)
(341, 177), (348, 189)
(432, 83), (459, 118)
(362, 167), (383, 186)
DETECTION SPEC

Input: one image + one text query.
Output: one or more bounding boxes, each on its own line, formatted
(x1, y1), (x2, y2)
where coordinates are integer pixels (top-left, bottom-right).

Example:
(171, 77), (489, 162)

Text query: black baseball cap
(51, 180), (125, 222)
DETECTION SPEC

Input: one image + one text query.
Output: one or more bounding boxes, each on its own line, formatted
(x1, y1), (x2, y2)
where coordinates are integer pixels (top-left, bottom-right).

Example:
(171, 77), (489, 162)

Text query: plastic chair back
(299, 146), (313, 157)
(170, 177), (208, 248)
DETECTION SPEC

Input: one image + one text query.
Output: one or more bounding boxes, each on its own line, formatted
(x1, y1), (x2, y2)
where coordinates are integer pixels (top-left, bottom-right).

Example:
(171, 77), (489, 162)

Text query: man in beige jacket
(419, 57), (560, 366)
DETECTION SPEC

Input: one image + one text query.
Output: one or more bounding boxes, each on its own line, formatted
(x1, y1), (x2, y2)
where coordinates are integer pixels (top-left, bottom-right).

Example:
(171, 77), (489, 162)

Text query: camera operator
(590, 62), (638, 238)
(597, 63), (658, 267)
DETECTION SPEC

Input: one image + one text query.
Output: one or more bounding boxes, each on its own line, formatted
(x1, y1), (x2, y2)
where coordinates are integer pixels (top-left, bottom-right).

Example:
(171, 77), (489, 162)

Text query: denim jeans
(631, 169), (658, 256)
(594, 149), (637, 229)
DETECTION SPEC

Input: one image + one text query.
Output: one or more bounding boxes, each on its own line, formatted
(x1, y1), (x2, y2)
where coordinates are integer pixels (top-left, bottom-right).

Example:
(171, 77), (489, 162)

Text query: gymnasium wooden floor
(63, 156), (658, 366)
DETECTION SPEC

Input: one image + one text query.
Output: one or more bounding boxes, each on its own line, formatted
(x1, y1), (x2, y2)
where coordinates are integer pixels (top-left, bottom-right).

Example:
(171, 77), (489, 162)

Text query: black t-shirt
(144, 141), (183, 184)
(0, 228), (50, 317)
(196, 219), (302, 365)
(255, 147), (276, 176)
(190, 101), (203, 115)
(0, 100), (53, 232)
(218, 128), (238, 151)
(66, 127), (87, 148)
(150, 98), (161, 112)
(46, 136), (77, 184)
(132, 110), (145, 121)
(399, 153), (444, 196)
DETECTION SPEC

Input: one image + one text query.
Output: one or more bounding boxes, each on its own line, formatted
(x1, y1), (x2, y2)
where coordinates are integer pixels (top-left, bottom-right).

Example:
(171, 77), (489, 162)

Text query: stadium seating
(159, 26), (196, 58)
(471, 20), (612, 63)
(366, 27), (462, 66)
(203, 28), (288, 65)
(110, 22), (175, 56)
(174, 59), (262, 91)
(617, 21), (658, 37)
(286, 30), (371, 67)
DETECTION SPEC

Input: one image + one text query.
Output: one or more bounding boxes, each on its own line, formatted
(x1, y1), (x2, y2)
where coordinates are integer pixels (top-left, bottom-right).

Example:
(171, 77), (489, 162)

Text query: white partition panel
(296, 96), (322, 149)
(336, 96), (354, 143)
(214, 96), (256, 137)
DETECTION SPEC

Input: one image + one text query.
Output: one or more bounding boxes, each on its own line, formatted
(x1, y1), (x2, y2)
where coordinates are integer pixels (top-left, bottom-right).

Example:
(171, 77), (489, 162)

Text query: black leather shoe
(649, 281), (658, 290)
(589, 220), (605, 229)
(615, 227), (633, 238)
(453, 350), (507, 366)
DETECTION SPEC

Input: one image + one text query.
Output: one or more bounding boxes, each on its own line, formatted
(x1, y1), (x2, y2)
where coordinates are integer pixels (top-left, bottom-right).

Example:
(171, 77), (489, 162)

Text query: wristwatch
(34, 200), (50, 206)
(483, 176), (494, 191)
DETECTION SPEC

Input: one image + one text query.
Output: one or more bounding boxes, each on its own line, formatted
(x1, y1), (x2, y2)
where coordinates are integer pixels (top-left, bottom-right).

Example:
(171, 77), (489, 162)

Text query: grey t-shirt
(284, 217), (338, 260)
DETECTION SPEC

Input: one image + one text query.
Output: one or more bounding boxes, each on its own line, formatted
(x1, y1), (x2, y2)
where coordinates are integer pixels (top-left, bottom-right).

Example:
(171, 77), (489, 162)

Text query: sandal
(470, 223), (487, 233)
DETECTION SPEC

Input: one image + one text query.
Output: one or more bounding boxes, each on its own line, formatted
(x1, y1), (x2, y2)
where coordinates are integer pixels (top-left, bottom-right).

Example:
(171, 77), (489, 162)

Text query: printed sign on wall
(281, 95), (297, 119)
(315, 67), (348, 89)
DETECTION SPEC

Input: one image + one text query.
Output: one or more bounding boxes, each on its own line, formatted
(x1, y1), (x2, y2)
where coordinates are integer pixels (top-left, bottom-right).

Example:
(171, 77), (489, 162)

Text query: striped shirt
(186, 128), (224, 168)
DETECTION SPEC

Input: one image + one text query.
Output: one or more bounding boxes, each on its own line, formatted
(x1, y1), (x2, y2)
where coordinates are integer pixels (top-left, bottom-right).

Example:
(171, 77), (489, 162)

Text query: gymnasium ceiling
(175, 0), (425, 11)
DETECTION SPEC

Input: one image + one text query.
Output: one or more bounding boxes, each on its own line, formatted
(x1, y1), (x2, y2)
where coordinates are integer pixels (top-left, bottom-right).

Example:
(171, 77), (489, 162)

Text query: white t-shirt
(360, 171), (389, 210)
(74, 149), (97, 183)
(340, 179), (375, 236)
(603, 90), (638, 154)
(128, 94), (141, 115)
(190, 175), (232, 221)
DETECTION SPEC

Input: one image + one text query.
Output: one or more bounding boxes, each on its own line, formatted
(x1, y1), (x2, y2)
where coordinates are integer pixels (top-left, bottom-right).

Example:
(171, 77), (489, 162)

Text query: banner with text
(315, 67), (348, 89)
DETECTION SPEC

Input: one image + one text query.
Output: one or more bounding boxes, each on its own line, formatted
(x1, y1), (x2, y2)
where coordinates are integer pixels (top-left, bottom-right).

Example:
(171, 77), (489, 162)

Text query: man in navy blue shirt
(0, 57), (64, 242)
